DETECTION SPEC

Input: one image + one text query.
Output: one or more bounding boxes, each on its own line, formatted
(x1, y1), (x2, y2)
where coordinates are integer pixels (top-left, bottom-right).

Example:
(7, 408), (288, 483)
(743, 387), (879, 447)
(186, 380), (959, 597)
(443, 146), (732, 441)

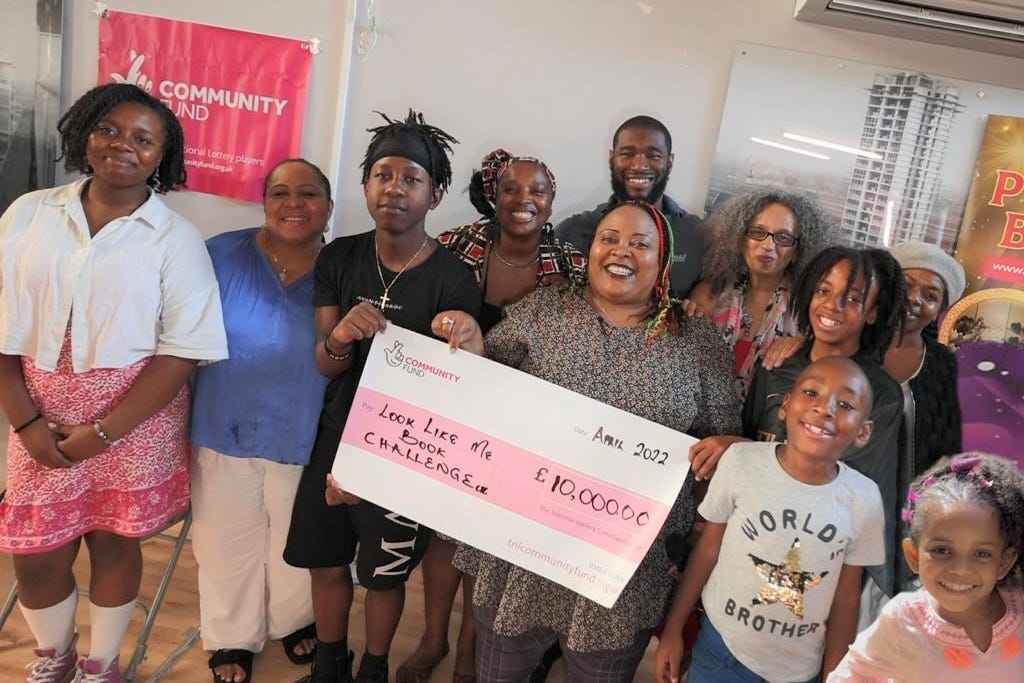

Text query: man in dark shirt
(555, 115), (705, 298)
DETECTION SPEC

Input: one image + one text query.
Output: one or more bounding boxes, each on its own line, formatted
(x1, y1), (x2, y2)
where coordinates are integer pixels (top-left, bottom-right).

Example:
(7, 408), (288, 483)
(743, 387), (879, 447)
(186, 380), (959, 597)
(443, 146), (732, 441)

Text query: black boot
(295, 640), (353, 683)
(354, 651), (388, 683)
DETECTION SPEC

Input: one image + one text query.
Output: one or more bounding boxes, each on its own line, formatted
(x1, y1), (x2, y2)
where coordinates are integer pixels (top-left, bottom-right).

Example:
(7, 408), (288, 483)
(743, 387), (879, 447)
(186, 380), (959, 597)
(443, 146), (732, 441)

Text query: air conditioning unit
(794, 0), (1024, 57)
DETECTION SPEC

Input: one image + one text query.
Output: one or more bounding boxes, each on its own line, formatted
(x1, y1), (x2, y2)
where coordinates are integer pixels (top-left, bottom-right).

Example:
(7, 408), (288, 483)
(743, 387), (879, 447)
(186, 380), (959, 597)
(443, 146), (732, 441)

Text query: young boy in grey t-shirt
(657, 357), (886, 683)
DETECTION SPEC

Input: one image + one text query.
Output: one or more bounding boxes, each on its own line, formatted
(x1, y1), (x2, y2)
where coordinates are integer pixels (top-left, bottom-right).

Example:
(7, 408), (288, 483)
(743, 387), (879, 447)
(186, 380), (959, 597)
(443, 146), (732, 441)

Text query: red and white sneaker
(72, 656), (120, 683)
(24, 634), (78, 683)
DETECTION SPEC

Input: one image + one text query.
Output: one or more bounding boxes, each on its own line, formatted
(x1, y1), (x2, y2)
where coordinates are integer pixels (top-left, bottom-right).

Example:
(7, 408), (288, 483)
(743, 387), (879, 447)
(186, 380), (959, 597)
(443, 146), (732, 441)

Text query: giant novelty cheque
(334, 325), (696, 608)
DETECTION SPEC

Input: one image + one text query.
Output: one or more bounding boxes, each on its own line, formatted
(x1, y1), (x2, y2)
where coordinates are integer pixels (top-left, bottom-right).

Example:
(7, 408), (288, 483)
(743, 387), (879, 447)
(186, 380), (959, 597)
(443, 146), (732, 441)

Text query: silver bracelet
(92, 420), (115, 446)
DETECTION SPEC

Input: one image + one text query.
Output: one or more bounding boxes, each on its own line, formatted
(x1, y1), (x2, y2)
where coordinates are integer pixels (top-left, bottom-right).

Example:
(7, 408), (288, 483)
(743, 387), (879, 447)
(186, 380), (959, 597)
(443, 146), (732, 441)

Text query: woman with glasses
(687, 188), (835, 400)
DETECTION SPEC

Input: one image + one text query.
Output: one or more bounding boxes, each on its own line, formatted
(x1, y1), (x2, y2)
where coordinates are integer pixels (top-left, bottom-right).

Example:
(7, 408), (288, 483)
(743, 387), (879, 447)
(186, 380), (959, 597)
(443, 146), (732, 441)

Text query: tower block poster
(940, 115), (1024, 465)
(97, 11), (312, 202)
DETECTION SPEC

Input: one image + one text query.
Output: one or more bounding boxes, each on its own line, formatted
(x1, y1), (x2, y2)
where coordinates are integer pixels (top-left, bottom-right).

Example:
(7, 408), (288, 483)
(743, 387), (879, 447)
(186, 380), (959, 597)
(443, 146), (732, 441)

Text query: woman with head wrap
(397, 150), (586, 683)
(438, 148), (587, 333)
(884, 241), (965, 591)
(434, 200), (741, 682)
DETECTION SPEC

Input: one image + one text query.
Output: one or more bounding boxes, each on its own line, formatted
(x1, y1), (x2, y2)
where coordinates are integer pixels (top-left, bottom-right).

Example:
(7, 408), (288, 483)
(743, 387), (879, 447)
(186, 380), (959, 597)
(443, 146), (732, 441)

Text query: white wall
(62, 0), (1024, 237)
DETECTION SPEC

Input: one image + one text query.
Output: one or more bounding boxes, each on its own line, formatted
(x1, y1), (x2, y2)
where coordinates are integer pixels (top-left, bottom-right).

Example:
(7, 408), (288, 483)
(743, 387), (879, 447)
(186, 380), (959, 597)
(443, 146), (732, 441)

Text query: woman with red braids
(435, 201), (741, 682)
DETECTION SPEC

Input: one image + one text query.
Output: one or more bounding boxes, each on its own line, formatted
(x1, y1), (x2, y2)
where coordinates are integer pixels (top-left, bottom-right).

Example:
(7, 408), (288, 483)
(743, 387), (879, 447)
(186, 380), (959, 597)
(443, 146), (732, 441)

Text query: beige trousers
(191, 446), (314, 652)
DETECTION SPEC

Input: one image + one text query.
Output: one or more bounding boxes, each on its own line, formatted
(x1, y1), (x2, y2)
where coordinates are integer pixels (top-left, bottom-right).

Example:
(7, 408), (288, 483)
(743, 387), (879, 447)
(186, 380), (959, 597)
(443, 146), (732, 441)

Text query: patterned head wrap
(479, 148), (557, 206)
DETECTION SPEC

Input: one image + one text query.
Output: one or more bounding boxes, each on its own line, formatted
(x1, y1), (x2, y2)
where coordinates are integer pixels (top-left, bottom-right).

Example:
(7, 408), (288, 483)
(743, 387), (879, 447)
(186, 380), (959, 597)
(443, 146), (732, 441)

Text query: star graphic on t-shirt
(748, 538), (828, 619)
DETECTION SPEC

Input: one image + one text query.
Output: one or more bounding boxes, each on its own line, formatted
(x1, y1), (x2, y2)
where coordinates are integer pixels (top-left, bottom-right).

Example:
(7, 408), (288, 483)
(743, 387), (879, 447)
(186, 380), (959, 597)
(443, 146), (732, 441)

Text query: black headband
(365, 130), (433, 182)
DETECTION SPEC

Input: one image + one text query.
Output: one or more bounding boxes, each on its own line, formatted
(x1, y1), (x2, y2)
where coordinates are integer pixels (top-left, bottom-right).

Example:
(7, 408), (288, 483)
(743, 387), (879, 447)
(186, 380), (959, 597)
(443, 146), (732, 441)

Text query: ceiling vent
(794, 0), (1024, 57)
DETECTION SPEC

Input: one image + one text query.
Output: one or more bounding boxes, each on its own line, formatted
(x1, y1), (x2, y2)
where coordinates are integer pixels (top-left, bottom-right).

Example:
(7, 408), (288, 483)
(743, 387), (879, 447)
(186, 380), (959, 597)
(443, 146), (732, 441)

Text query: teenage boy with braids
(555, 115), (705, 298)
(284, 110), (480, 683)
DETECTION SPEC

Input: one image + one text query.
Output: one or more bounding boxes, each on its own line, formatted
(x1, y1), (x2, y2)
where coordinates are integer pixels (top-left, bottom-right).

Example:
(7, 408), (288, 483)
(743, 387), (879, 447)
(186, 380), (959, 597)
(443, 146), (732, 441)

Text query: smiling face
(494, 161), (553, 239)
(85, 102), (165, 191)
(779, 357), (874, 463)
(744, 202), (800, 282)
(902, 268), (946, 335)
(608, 127), (673, 203)
(263, 161), (333, 246)
(808, 259), (879, 356)
(587, 204), (661, 308)
(363, 156), (442, 236)
(903, 500), (1018, 628)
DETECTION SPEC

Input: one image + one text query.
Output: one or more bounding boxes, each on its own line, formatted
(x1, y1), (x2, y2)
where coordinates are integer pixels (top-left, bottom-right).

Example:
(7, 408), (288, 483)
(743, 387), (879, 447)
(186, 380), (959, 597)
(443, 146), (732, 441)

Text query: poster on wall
(0, 0), (63, 215)
(706, 44), (1024, 252)
(939, 115), (1024, 466)
(97, 10), (313, 202)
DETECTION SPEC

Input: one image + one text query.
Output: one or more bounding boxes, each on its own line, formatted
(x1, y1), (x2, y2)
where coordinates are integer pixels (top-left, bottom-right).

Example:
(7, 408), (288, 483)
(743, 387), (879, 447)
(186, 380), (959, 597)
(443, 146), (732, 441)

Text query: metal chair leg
(123, 511), (193, 682)
(0, 582), (18, 633)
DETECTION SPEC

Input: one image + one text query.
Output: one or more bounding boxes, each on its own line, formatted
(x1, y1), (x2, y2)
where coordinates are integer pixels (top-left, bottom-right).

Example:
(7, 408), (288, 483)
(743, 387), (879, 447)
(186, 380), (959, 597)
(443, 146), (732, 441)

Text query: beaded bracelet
(323, 337), (353, 362)
(13, 412), (42, 433)
(92, 420), (116, 446)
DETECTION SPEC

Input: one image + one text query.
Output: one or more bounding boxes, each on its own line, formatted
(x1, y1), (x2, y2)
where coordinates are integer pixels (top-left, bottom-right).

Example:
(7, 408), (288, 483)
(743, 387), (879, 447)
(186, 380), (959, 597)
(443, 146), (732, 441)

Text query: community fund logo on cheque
(384, 341), (461, 383)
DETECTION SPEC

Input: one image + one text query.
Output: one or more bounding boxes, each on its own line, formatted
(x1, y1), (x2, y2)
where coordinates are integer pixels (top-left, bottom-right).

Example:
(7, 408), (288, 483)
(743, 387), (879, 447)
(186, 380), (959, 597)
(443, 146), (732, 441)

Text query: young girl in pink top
(828, 454), (1024, 682)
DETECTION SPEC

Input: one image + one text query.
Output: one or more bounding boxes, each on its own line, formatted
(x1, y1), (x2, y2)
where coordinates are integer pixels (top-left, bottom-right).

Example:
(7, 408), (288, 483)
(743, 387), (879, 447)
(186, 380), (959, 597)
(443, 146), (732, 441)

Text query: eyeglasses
(745, 227), (800, 248)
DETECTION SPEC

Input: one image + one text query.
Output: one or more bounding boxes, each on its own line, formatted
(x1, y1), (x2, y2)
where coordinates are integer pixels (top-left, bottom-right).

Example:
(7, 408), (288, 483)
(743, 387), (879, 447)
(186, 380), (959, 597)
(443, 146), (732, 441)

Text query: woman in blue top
(190, 159), (332, 683)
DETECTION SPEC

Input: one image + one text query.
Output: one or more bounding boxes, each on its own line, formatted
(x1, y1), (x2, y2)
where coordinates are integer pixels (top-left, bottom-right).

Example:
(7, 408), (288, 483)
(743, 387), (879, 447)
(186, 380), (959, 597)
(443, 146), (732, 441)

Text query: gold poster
(939, 115), (1023, 465)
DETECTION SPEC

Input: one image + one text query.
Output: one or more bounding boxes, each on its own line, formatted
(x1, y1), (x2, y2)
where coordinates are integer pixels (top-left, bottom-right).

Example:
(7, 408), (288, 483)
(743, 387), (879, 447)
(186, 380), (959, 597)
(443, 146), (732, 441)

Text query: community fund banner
(940, 114), (1024, 465)
(97, 11), (312, 202)
(334, 325), (696, 608)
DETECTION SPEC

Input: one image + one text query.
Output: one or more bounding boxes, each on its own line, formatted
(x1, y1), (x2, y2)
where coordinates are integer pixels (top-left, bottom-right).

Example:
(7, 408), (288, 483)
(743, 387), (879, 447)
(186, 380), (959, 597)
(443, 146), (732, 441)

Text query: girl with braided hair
(0, 83), (227, 683)
(283, 110), (480, 683)
(398, 150), (586, 683)
(435, 200), (740, 682)
(829, 453), (1024, 681)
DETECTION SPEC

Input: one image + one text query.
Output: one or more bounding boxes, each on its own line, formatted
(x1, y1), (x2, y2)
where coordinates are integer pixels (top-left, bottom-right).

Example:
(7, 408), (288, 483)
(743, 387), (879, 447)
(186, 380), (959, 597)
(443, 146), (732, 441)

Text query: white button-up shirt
(0, 179), (228, 372)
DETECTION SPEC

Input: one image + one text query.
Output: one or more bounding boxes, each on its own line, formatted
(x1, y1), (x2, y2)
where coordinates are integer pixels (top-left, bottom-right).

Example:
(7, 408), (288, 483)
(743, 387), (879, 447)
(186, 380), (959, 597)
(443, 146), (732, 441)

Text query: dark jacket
(554, 194), (705, 299)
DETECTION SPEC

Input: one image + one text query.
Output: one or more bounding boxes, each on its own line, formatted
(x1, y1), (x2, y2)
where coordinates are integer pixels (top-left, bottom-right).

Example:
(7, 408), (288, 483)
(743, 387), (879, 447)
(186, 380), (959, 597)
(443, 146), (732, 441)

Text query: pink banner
(342, 388), (669, 564)
(97, 11), (312, 202)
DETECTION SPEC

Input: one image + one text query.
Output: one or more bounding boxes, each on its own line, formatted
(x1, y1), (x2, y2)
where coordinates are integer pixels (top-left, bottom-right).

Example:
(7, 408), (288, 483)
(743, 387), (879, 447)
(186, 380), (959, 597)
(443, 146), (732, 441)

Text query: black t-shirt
(313, 230), (481, 431)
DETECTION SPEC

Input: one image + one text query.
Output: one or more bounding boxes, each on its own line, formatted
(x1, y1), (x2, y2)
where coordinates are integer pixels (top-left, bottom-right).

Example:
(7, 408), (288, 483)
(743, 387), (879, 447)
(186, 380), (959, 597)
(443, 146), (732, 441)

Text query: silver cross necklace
(374, 234), (429, 309)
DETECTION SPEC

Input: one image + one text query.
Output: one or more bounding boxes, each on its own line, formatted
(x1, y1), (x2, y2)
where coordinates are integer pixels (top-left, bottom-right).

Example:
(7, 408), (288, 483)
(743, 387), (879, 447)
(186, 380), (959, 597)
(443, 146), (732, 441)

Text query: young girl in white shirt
(0, 83), (227, 683)
(828, 454), (1024, 682)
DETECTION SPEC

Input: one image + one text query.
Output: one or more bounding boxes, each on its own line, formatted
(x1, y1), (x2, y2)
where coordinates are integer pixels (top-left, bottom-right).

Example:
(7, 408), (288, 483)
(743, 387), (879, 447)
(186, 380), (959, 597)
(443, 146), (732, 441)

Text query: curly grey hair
(701, 187), (837, 298)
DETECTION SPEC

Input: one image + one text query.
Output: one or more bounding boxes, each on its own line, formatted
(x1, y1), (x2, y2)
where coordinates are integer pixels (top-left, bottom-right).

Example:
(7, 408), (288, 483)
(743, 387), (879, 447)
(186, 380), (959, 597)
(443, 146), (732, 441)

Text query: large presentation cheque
(334, 325), (695, 608)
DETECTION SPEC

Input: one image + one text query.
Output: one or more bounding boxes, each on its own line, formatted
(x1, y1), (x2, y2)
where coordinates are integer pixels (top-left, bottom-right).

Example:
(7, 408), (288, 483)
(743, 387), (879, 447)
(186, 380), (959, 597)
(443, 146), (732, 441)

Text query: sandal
(395, 643), (449, 683)
(209, 648), (255, 683)
(281, 623), (318, 665)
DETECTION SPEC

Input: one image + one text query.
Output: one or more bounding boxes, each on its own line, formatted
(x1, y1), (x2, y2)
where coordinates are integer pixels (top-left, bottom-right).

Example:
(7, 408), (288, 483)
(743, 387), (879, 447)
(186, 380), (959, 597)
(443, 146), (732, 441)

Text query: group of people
(0, 81), (1021, 683)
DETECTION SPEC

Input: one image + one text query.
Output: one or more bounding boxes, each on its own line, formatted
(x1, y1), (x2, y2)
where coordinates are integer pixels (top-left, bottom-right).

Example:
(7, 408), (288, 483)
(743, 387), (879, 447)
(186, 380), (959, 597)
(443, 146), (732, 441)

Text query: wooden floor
(0, 419), (659, 682)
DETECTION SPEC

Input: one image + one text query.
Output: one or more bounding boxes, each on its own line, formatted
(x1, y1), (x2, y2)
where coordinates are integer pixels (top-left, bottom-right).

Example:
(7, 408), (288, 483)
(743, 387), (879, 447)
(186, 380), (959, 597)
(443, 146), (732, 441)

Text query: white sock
(20, 588), (77, 654)
(88, 599), (135, 668)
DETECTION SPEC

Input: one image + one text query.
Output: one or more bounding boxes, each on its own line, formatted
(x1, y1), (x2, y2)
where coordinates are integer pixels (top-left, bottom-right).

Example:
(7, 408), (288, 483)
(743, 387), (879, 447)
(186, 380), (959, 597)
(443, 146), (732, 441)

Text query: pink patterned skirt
(0, 335), (190, 555)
